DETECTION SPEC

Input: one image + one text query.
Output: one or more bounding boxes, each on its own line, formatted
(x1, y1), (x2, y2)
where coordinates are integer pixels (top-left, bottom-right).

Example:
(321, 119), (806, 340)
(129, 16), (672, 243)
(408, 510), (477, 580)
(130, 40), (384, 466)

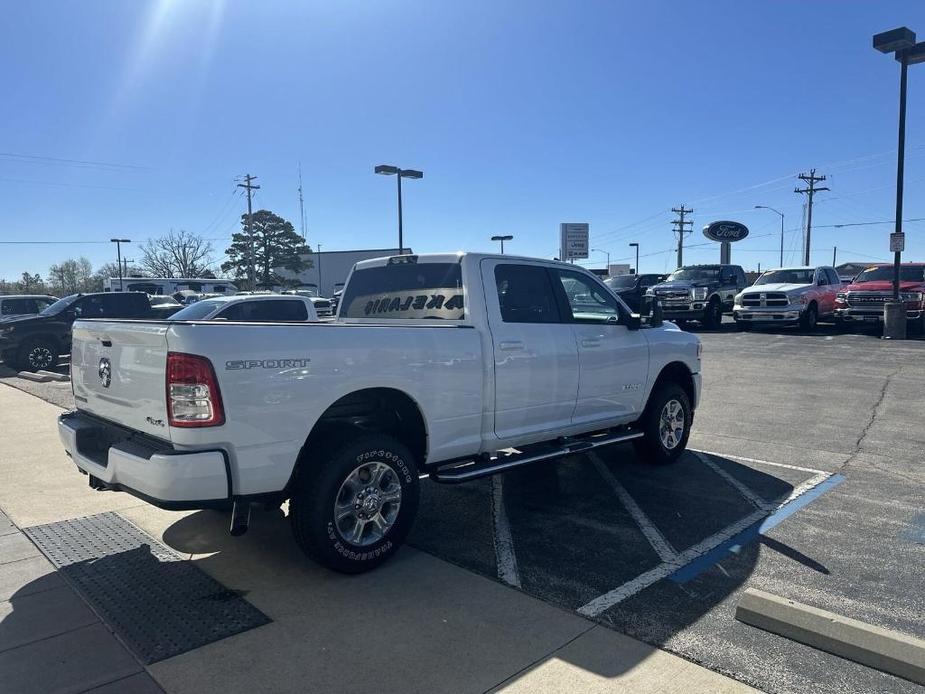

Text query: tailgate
(71, 320), (172, 440)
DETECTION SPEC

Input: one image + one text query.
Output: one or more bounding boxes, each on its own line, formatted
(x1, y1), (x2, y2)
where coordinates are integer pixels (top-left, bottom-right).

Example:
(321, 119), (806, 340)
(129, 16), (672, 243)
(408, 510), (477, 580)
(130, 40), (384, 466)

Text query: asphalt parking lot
(1, 320), (923, 693)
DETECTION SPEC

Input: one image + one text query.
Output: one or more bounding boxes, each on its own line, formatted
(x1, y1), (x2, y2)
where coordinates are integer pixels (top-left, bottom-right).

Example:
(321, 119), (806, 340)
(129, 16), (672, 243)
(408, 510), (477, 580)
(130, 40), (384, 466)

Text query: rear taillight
(166, 352), (225, 427)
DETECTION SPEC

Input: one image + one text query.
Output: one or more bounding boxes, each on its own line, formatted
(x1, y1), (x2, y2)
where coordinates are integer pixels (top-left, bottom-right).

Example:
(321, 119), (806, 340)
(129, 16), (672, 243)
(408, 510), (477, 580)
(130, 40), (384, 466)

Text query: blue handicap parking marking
(669, 473), (846, 584)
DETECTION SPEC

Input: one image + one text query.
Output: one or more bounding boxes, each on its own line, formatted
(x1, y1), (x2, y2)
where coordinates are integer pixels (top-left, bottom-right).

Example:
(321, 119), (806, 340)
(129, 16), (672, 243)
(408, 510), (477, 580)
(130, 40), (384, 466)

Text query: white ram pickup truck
(59, 253), (701, 573)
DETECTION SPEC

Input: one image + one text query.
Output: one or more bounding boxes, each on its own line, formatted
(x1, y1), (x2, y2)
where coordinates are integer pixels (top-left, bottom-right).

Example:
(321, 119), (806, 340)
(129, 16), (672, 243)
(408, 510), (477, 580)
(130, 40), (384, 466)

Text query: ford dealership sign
(703, 221), (749, 242)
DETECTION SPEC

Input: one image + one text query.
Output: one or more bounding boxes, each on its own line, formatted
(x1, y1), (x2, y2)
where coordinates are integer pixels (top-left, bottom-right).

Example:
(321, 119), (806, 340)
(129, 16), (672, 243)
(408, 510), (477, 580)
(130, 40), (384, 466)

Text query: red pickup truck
(834, 263), (925, 333)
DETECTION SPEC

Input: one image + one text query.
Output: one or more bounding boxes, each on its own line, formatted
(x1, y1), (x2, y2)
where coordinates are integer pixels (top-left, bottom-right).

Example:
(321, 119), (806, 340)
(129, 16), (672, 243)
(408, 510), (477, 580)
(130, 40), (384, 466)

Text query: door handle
(498, 340), (524, 351)
(581, 338), (602, 348)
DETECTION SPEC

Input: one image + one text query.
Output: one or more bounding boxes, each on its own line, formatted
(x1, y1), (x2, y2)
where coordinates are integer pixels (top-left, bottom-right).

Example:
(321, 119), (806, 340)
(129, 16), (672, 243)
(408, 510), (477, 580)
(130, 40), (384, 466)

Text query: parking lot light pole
(874, 27), (925, 339)
(629, 243), (639, 274)
(754, 206), (785, 267)
(592, 248), (610, 274)
(110, 238), (130, 291)
(374, 165), (423, 254)
(491, 235), (513, 254)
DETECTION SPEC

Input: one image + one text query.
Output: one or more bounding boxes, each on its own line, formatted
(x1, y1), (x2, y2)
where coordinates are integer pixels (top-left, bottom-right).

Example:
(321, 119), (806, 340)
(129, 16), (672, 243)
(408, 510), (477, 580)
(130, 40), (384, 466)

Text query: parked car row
(628, 261), (925, 334)
(0, 291), (321, 371)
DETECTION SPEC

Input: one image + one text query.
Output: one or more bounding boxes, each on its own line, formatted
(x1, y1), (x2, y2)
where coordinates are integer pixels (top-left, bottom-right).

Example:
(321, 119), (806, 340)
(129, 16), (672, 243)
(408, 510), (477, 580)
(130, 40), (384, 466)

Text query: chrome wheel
(333, 461), (402, 547)
(659, 399), (685, 450)
(27, 346), (54, 370)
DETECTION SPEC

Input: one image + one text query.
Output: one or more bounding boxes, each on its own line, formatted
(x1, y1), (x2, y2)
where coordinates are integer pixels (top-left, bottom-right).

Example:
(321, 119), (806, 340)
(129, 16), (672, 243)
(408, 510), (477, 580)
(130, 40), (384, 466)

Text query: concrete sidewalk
(0, 384), (754, 693)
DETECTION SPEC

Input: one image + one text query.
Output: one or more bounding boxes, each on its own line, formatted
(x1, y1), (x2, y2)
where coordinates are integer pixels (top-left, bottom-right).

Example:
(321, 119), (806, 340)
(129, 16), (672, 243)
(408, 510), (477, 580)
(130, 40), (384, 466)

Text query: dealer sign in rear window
(341, 262), (465, 320)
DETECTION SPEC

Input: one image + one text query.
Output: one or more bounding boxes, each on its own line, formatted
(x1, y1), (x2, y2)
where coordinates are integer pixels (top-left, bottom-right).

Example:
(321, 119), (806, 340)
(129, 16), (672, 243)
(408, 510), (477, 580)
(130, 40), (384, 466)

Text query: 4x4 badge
(98, 357), (111, 388)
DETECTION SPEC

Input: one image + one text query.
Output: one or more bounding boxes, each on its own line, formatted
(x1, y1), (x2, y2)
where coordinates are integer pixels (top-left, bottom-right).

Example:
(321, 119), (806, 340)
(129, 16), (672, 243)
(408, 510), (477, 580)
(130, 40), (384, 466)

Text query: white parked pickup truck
(58, 253), (702, 573)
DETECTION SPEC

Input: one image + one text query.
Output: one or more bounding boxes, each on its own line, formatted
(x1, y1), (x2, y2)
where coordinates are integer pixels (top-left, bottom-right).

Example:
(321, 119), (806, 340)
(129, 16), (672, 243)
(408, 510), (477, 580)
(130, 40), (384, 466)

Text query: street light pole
(110, 238), (130, 291)
(491, 235), (513, 254)
(629, 243), (639, 275)
(754, 206), (785, 267)
(873, 27), (925, 339)
(592, 248), (610, 273)
(375, 165), (423, 254)
(893, 50), (909, 301)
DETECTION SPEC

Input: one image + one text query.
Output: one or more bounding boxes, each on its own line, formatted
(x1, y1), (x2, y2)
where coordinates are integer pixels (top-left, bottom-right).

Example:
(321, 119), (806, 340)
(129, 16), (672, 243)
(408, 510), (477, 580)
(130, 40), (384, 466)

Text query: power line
(0, 152), (148, 171)
(0, 176), (139, 192)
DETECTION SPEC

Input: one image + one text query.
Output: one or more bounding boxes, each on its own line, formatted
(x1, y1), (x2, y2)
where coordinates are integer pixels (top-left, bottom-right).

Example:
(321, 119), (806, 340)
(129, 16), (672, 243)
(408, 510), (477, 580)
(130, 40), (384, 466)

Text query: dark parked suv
(604, 274), (666, 312)
(0, 292), (155, 371)
(648, 264), (747, 329)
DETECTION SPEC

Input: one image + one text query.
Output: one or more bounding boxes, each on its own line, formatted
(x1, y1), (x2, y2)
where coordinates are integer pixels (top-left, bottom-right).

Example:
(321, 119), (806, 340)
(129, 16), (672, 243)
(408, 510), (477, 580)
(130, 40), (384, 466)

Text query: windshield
(755, 269), (815, 285)
(854, 266), (925, 283)
(149, 296), (181, 306)
(168, 299), (224, 320)
(605, 276), (637, 289)
(667, 267), (720, 281)
(39, 294), (79, 316)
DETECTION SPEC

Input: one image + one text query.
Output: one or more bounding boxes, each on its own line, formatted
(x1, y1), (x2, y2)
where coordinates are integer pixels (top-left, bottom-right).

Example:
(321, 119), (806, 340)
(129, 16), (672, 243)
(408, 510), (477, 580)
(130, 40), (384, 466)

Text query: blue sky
(2, 1), (925, 280)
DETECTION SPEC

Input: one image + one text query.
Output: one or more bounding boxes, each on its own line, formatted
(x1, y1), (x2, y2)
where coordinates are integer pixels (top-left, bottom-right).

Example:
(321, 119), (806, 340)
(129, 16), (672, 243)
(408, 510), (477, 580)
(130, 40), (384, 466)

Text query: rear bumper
(58, 410), (232, 510)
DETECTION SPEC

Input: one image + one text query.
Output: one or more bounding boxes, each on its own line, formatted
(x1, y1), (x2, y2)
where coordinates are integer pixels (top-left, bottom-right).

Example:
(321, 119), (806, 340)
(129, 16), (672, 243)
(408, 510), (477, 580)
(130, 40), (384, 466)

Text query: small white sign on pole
(559, 223), (589, 260)
(890, 232), (905, 253)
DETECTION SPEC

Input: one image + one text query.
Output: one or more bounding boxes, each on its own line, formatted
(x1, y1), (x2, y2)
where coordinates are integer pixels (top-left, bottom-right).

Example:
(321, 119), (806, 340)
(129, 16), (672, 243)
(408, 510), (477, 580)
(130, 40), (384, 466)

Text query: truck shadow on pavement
(159, 447), (825, 689)
(1, 448), (827, 692)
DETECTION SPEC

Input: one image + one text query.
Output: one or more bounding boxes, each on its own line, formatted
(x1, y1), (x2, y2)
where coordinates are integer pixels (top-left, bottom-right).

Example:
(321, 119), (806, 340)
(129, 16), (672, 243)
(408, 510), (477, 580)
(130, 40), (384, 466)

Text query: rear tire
(290, 432), (420, 574)
(633, 383), (692, 465)
(18, 339), (57, 372)
(736, 321), (751, 332)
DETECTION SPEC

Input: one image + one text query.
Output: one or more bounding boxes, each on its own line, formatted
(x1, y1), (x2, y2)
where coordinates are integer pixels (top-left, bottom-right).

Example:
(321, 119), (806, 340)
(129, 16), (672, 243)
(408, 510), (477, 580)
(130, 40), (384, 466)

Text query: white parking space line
(490, 476), (521, 588)
(692, 449), (826, 475)
(590, 454), (679, 564)
(693, 452), (776, 512)
(578, 448), (837, 618)
(781, 471), (833, 505)
(578, 507), (769, 617)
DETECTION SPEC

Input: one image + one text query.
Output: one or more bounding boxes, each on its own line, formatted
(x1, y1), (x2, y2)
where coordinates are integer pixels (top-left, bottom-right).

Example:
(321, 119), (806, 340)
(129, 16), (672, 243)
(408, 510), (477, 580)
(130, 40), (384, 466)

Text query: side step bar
(430, 429), (644, 484)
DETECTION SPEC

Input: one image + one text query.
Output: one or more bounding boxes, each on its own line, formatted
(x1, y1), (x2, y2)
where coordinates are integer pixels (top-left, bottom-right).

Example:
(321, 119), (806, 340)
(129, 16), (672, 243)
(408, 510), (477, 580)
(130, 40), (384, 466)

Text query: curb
(16, 371), (51, 383)
(735, 588), (925, 685)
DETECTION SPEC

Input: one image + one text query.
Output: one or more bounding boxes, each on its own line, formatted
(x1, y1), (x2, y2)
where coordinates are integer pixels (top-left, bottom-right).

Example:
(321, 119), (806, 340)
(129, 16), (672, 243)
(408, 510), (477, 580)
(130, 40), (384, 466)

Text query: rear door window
(341, 261), (465, 319)
(252, 300), (308, 321)
(494, 264), (560, 324)
(1, 298), (37, 315)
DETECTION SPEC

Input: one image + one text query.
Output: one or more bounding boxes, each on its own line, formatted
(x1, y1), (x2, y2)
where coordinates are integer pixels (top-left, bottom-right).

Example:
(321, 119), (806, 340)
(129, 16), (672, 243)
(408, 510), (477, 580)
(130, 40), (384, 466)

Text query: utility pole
(297, 164), (307, 244)
(795, 169), (829, 266)
(237, 174), (260, 289)
(833, 247), (837, 266)
(316, 243), (323, 296)
(671, 205), (693, 268)
(110, 238), (130, 291)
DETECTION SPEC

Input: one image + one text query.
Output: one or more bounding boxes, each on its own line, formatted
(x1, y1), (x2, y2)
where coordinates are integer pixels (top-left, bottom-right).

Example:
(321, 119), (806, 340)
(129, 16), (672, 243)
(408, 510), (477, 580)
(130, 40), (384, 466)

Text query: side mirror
(625, 313), (641, 331)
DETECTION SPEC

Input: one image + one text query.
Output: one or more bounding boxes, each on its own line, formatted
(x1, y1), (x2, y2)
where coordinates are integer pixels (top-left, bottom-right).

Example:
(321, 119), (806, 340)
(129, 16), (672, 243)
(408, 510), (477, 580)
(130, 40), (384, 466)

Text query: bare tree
(140, 230), (215, 278)
(47, 257), (94, 295)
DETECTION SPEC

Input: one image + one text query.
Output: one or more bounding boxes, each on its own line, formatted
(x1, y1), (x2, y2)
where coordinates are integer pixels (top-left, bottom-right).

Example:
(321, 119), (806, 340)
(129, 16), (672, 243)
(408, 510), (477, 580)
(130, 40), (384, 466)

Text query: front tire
(290, 433), (420, 574)
(633, 383), (692, 465)
(799, 303), (818, 331)
(18, 339), (58, 372)
(702, 298), (722, 329)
